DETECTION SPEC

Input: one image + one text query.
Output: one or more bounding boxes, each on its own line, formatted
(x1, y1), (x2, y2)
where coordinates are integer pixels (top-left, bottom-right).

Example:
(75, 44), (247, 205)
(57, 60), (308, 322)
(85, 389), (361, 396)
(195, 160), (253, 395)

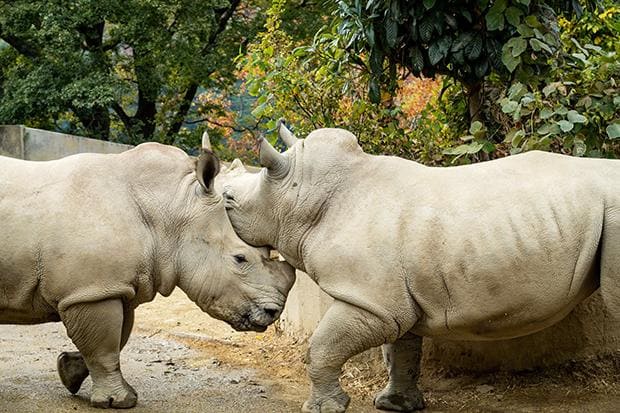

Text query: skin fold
(0, 142), (295, 408)
(220, 122), (620, 413)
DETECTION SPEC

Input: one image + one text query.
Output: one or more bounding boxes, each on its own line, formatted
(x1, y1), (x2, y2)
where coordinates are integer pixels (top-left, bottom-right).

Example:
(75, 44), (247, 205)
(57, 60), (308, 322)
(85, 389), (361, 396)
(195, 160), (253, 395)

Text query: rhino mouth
(230, 303), (283, 332)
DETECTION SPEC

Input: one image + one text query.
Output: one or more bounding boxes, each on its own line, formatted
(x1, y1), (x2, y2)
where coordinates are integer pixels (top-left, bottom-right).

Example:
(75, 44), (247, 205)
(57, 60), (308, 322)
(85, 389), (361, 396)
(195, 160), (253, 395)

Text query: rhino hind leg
(57, 351), (89, 394)
(601, 217), (620, 318)
(60, 298), (137, 409)
(374, 332), (425, 412)
(302, 300), (398, 413)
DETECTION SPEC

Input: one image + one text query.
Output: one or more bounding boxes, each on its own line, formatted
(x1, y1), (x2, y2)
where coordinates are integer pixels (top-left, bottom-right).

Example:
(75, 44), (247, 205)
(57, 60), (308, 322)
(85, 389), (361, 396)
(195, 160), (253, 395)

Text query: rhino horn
(259, 137), (290, 177)
(201, 131), (212, 151)
(277, 118), (298, 148)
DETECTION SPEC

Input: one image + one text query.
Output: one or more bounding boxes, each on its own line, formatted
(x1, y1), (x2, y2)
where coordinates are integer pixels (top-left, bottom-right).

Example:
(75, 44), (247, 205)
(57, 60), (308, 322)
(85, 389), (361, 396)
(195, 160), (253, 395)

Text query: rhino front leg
(302, 300), (395, 413)
(374, 332), (425, 412)
(57, 306), (135, 396)
(60, 299), (137, 408)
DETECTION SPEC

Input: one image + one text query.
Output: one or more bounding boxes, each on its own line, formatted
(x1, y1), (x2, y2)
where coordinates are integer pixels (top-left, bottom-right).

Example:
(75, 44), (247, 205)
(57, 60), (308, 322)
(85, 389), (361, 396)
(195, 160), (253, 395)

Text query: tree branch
(166, 82), (199, 137)
(0, 26), (40, 58)
(112, 102), (133, 131)
(200, 0), (242, 55)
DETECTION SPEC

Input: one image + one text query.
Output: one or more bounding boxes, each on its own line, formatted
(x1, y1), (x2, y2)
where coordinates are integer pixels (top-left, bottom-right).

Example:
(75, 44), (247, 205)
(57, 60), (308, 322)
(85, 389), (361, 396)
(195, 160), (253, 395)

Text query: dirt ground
(2, 290), (619, 412)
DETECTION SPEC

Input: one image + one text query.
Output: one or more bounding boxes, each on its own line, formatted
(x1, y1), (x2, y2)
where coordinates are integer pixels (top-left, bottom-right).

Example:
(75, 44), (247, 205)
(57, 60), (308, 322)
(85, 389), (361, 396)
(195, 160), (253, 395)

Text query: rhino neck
(273, 167), (351, 272)
(128, 176), (199, 298)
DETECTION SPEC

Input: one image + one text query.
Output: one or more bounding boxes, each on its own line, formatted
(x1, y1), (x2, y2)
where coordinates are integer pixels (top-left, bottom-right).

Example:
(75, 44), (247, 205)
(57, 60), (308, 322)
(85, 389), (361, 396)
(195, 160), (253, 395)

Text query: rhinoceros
(220, 121), (620, 413)
(0, 140), (295, 408)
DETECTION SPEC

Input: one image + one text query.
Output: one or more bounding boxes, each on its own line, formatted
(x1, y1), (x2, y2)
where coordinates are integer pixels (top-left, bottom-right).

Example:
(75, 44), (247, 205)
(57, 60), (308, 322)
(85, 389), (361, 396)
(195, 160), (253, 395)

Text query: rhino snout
(244, 303), (283, 332)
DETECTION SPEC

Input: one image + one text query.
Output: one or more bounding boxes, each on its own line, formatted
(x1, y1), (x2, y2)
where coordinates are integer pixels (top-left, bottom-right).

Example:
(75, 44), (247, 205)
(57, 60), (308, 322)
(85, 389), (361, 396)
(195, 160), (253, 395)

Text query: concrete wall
(0, 125), (132, 160)
(282, 269), (620, 372)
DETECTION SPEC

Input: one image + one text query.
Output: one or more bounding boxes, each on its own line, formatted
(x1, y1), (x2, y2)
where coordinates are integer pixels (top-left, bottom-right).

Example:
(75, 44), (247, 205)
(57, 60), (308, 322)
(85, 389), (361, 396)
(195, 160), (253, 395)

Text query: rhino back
(0, 144), (193, 321)
(303, 151), (619, 340)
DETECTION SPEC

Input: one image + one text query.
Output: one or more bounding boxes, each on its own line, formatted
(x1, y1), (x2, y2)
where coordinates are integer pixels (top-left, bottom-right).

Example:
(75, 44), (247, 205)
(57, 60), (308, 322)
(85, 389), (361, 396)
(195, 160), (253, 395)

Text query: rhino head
(165, 134), (295, 332)
(219, 121), (362, 271)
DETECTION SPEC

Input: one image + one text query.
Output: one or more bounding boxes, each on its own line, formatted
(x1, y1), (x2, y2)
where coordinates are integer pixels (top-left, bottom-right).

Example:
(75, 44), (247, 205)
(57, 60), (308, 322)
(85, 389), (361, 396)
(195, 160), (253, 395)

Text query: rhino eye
(234, 254), (247, 264)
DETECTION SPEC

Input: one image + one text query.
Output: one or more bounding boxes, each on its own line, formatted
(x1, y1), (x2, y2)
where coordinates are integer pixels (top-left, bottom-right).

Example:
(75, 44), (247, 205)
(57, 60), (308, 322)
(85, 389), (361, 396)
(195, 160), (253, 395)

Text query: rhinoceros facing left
(221, 121), (620, 413)
(0, 141), (295, 408)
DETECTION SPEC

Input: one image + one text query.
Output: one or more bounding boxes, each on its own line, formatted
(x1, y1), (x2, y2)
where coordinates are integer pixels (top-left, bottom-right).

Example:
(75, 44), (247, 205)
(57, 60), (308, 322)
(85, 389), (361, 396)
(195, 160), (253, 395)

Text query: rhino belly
(0, 266), (60, 324)
(410, 252), (600, 341)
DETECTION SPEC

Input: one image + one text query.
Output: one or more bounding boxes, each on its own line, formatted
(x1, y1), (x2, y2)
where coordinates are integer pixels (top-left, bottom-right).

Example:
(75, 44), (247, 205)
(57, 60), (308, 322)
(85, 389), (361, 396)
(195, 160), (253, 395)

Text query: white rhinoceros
(220, 121), (620, 413)
(0, 141), (295, 408)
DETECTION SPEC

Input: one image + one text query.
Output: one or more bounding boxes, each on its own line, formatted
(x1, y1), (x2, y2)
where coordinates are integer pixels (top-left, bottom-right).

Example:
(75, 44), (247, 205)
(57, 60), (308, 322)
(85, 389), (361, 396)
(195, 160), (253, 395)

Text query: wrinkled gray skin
(221, 122), (620, 413)
(0, 142), (295, 408)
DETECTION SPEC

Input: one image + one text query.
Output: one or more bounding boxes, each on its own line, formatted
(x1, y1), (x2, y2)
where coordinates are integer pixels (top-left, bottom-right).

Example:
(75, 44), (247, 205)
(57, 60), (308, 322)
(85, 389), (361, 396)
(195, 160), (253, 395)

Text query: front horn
(277, 118), (298, 148)
(259, 137), (290, 177)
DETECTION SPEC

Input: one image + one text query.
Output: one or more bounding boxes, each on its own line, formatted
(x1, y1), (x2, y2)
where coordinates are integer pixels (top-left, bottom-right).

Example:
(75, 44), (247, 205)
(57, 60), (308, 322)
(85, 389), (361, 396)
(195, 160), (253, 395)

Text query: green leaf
(505, 7), (523, 27)
(572, 52), (588, 63)
(428, 37), (451, 65)
(515, 23), (534, 37)
(486, 0), (506, 31)
(365, 27), (376, 47)
(573, 139), (586, 156)
(567, 110), (586, 124)
(501, 47), (521, 72)
(524, 15), (540, 28)
(419, 18), (434, 43)
(469, 121), (486, 139)
(369, 48), (384, 74)
(558, 120), (574, 132)
(451, 32), (474, 52)
(507, 129), (525, 146)
(530, 38), (553, 54)
(537, 123), (560, 135)
(428, 42), (443, 65)
(482, 141), (496, 153)
(540, 107), (554, 119)
(410, 47), (424, 74)
(517, 0), (531, 6)
(576, 96), (593, 109)
(506, 36), (527, 57)
(501, 99), (519, 114)
(385, 18), (398, 48)
(508, 82), (527, 100)
(607, 123), (620, 139)
(423, 0), (436, 9)
(542, 82), (558, 97)
(465, 35), (483, 60)
(443, 142), (485, 155)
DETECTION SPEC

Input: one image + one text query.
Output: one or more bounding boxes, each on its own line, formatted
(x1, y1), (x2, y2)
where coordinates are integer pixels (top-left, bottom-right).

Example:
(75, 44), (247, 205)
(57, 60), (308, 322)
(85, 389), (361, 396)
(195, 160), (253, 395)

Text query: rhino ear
(229, 158), (246, 172)
(277, 118), (298, 148)
(201, 130), (212, 151)
(196, 149), (220, 193)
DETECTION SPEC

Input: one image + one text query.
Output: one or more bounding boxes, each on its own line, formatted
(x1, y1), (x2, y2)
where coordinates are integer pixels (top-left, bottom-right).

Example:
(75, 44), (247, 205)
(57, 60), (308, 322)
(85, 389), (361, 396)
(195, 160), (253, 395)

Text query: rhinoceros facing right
(0, 141), (295, 408)
(221, 121), (620, 413)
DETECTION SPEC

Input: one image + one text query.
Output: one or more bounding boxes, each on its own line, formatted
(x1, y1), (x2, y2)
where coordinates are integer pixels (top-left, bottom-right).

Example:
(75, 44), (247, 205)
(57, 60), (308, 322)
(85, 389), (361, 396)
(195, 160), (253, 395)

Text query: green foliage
(334, 0), (617, 165)
(0, 0), (266, 143)
(336, 0), (571, 102)
(238, 0), (414, 158)
(496, 39), (620, 157)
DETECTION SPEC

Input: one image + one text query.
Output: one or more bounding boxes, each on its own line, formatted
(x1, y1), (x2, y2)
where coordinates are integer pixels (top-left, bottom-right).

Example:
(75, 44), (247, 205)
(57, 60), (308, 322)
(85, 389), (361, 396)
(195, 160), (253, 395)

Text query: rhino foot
(90, 379), (137, 409)
(374, 387), (425, 412)
(301, 393), (350, 413)
(57, 352), (90, 394)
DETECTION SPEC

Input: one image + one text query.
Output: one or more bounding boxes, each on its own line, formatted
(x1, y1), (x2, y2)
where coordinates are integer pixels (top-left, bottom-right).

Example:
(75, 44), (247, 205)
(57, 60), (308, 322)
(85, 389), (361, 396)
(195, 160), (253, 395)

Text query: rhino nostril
(262, 306), (279, 319)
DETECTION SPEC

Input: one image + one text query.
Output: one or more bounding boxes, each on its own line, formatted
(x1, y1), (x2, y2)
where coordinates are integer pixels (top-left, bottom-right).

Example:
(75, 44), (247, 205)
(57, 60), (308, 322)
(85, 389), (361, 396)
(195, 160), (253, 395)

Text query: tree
(0, 0), (263, 143)
(336, 0), (600, 121)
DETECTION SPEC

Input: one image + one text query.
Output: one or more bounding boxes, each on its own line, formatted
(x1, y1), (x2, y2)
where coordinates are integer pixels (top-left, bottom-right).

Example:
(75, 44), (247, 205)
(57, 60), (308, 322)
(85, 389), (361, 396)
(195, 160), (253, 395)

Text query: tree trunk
(465, 80), (483, 123)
